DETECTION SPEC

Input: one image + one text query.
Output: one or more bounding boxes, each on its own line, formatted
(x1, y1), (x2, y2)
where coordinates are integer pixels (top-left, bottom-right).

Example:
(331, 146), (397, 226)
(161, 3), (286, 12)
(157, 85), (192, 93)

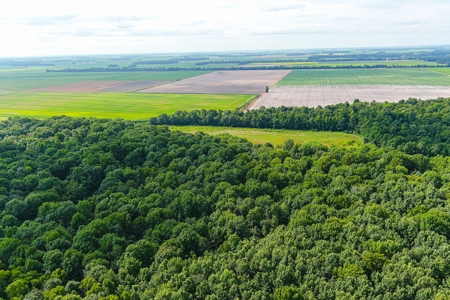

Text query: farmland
(0, 70), (210, 92)
(28, 80), (169, 93)
(251, 85), (450, 109)
(432, 68), (450, 75)
(276, 69), (450, 86)
(170, 126), (362, 146)
(249, 68), (450, 109)
(0, 92), (253, 119)
(141, 70), (291, 94)
(246, 60), (443, 67)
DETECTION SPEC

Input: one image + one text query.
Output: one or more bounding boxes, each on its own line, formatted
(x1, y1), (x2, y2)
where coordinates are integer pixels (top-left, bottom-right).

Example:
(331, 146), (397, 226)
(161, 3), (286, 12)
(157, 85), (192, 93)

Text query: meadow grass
(170, 126), (362, 147)
(0, 69), (210, 91)
(0, 92), (252, 120)
(277, 69), (450, 86)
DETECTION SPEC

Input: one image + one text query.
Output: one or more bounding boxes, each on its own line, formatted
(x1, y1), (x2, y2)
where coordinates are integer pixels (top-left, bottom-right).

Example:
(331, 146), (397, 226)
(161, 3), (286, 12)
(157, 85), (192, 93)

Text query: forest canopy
(1, 98), (450, 299)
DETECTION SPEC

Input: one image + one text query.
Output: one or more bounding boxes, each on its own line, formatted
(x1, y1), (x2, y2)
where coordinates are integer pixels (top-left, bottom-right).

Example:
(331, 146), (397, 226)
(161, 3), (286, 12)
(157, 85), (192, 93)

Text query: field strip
(276, 69), (450, 86)
(27, 80), (171, 93)
(428, 68), (450, 76)
(170, 126), (362, 147)
(0, 92), (253, 119)
(251, 85), (450, 109)
(140, 70), (291, 94)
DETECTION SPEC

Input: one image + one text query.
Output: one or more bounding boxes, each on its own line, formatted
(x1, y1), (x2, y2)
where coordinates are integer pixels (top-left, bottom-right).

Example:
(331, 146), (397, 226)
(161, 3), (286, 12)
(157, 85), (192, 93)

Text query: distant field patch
(0, 70), (210, 92)
(248, 60), (442, 67)
(141, 70), (291, 94)
(251, 85), (450, 109)
(277, 69), (450, 86)
(28, 80), (169, 93)
(431, 68), (450, 75)
(0, 92), (252, 119)
(170, 126), (362, 147)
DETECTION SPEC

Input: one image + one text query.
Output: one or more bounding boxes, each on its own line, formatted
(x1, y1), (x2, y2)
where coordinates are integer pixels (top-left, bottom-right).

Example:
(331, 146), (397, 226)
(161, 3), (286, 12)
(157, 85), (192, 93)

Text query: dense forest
(3, 99), (450, 299)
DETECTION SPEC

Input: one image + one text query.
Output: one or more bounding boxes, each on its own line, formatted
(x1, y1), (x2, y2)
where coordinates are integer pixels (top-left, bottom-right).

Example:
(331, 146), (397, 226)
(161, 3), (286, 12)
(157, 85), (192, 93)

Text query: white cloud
(0, 0), (449, 56)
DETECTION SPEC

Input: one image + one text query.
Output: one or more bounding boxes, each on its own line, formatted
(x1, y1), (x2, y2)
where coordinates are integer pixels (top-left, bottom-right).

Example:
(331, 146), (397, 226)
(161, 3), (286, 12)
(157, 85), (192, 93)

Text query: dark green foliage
(2, 113), (450, 299)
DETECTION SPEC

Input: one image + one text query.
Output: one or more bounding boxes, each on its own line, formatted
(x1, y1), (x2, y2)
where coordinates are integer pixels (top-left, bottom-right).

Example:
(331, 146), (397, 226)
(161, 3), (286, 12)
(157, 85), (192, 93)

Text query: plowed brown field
(139, 70), (291, 94)
(28, 80), (169, 93)
(250, 85), (450, 109)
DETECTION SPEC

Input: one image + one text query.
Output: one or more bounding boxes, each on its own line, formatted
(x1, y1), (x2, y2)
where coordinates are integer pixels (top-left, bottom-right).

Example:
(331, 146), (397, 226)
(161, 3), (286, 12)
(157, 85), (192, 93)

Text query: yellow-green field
(0, 93), (253, 120)
(170, 126), (362, 146)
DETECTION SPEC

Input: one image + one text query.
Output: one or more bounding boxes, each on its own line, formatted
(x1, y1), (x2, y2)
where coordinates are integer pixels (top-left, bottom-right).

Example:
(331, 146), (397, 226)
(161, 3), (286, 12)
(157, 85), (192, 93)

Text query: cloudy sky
(0, 0), (449, 57)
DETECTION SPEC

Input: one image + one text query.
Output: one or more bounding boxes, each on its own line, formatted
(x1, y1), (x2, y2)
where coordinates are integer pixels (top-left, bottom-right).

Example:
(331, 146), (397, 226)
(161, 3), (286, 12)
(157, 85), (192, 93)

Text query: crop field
(0, 69), (210, 92)
(277, 69), (450, 86)
(431, 68), (450, 75)
(247, 60), (443, 67)
(28, 80), (170, 92)
(251, 85), (450, 109)
(141, 70), (291, 94)
(170, 126), (362, 146)
(248, 69), (450, 109)
(0, 93), (252, 119)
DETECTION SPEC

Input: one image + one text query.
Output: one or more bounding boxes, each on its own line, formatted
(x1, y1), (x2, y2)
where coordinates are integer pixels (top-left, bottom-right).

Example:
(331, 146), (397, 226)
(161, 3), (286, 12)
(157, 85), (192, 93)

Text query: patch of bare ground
(251, 85), (450, 109)
(27, 80), (170, 93)
(139, 70), (291, 94)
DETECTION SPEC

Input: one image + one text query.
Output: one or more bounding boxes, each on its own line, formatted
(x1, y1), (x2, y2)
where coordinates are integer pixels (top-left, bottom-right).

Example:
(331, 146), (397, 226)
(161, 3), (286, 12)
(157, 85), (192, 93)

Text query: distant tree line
(46, 63), (443, 73)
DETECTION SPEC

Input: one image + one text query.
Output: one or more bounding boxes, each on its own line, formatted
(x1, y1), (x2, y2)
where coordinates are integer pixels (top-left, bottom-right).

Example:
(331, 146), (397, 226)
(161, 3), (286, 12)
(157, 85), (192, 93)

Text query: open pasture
(0, 92), (252, 120)
(28, 80), (169, 93)
(0, 69), (209, 92)
(140, 70), (291, 94)
(277, 69), (450, 86)
(251, 85), (450, 109)
(170, 126), (362, 147)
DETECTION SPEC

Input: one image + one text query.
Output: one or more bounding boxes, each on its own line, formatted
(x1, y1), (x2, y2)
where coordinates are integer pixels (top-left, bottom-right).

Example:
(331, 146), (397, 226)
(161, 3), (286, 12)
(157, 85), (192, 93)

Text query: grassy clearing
(0, 93), (251, 120)
(170, 126), (362, 147)
(277, 69), (450, 86)
(0, 69), (210, 92)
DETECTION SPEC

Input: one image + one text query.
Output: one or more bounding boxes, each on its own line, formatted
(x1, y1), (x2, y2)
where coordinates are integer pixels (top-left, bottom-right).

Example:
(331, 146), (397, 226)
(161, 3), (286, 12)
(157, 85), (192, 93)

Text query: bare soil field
(139, 70), (291, 94)
(28, 80), (170, 93)
(250, 85), (450, 109)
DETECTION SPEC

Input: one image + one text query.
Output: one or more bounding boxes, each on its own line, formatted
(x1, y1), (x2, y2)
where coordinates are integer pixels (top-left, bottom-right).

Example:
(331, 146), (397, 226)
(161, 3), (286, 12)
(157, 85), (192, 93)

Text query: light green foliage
(277, 69), (450, 86)
(170, 126), (361, 147)
(0, 93), (252, 119)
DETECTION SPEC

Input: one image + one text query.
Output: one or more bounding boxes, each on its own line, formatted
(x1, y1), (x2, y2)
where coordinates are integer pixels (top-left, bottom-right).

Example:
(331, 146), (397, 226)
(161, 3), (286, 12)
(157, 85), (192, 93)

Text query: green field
(277, 69), (450, 86)
(431, 68), (450, 75)
(0, 69), (210, 92)
(0, 93), (252, 119)
(170, 126), (362, 146)
(249, 60), (442, 67)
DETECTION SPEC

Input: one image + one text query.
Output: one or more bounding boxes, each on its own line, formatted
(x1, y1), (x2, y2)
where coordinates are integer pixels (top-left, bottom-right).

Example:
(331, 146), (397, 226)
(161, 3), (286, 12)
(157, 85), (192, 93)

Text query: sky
(0, 0), (449, 57)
